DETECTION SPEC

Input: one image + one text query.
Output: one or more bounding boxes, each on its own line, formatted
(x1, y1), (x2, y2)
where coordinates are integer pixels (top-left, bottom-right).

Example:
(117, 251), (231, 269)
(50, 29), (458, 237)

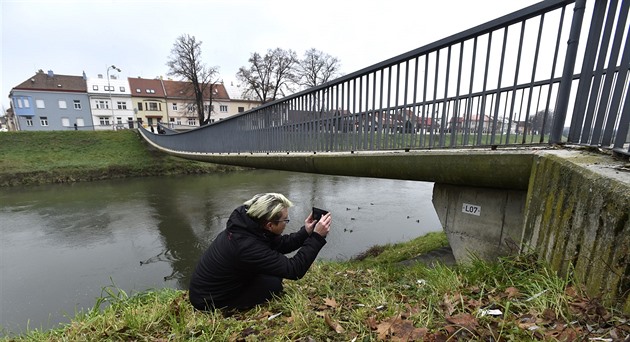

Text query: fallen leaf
(365, 316), (378, 330)
(505, 286), (520, 298)
(445, 313), (479, 331)
(324, 313), (345, 333)
(324, 297), (338, 308)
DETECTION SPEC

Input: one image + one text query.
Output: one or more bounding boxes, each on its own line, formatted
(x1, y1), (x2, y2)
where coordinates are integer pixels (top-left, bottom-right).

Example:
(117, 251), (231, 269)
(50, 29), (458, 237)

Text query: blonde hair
(244, 193), (293, 221)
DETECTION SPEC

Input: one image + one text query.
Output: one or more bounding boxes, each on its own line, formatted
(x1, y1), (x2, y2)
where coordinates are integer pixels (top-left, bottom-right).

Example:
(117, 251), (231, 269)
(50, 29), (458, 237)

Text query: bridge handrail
(142, 0), (629, 156)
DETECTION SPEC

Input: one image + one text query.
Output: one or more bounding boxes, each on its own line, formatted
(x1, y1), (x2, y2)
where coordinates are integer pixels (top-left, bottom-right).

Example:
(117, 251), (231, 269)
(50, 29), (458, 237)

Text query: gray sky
(1, 0), (540, 111)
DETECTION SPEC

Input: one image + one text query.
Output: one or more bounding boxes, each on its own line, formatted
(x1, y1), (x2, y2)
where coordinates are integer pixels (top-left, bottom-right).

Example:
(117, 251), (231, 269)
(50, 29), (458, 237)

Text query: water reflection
(0, 170), (441, 335)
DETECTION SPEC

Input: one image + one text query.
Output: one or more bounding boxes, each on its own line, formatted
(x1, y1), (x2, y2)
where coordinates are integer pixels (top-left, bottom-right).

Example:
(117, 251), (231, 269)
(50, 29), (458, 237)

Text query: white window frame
(26, 118), (33, 126)
(61, 117), (70, 127)
(117, 101), (127, 110)
(40, 116), (49, 126)
(36, 99), (45, 108)
(96, 100), (109, 109)
(172, 103), (178, 110)
(58, 100), (67, 109)
(220, 105), (228, 112)
(99, 117), (111, 126)
(76, 118), (85, 127)
(73, 100), (82, 110)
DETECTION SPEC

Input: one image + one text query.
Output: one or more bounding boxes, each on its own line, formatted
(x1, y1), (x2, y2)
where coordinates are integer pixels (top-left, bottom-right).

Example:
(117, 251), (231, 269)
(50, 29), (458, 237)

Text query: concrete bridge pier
(432, 183), (527, 264)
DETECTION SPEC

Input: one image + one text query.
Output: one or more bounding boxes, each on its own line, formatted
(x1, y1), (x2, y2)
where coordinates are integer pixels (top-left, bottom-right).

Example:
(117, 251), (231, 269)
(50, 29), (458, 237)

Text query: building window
(176, 118), (181, 125)
(145, 89), (155, 94)
(26, 118), (33, 126)
(138, 103), (143, 111)
(16, 98), (23, 108)
(59, 100), (67, 109)
(76, 118), (85, 126)
(36, 99), (45, 108)
(117, 101), (127, 110)
(119, 86), (126, 92)
(96, 100), (109, 109)
(24, 98), (30, 108)
(61, 117), (70, 127)
(187, 118), (197, 126)
(104, 85), (114, 91)
(116, 117), (123, 124)
(99, 117), (110, 126)
(74, 100), (81, 109)
(136, 88), (141, 93)
(93, 85), (99, 91)
(148, 102), (160, 111)
(238, 106), (245, 113)
(40, 116), (49, 126)
(220, 105), (228, 112)
(172, 103), (178, 110)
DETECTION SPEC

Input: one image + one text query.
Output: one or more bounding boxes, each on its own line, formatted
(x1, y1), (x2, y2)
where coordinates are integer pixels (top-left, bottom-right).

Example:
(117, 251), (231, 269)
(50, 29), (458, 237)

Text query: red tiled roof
(13, 70), (87, 92)
(127, 77), (166, 98)
(162, 79), (230, 100)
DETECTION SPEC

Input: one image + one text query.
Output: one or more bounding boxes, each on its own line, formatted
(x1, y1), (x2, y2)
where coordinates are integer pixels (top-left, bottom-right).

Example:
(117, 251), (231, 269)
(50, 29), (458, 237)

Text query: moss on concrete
(523, 151), (630, 314)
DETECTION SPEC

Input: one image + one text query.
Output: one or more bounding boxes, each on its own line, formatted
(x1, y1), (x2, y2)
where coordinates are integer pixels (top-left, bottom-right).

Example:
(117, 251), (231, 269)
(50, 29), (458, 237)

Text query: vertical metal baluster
(593, 0), (626, 146)
(552, 0), (587, 144)
(606, 1), (630, 148)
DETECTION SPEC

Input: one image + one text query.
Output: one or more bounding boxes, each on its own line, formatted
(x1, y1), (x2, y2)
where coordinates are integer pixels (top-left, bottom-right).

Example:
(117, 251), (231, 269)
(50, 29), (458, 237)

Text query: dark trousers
(197, 274), (283, 311)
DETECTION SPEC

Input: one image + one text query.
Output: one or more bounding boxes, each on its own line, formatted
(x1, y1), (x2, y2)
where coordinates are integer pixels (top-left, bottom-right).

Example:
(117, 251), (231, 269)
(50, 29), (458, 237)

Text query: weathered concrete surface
(523, 149), (630, 313)
(147, 145), (536, 190)
(433, 184), (526, 263)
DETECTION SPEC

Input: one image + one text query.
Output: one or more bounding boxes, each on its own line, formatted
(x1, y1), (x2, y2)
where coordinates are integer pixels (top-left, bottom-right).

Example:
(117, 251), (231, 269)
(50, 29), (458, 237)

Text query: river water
(0, 170), (441, 335)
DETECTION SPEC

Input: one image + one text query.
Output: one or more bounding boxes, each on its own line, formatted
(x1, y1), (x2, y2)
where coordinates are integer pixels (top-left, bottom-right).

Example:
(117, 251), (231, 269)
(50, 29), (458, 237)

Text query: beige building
(127, 77), (168, 130)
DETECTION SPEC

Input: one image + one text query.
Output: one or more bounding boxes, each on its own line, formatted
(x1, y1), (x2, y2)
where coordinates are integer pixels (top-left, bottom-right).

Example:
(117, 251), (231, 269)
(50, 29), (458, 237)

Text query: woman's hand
(313, 213), (331, 237)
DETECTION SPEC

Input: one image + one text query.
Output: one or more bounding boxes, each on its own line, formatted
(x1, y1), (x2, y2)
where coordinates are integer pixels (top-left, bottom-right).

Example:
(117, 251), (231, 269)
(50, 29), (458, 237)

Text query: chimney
(47, 70), (54, 78)
(82, 71), (87, 80)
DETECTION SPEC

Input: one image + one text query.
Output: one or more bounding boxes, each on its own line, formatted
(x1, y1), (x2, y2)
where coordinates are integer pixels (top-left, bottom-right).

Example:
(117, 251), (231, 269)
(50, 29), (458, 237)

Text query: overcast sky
(1, 0), (540, 111)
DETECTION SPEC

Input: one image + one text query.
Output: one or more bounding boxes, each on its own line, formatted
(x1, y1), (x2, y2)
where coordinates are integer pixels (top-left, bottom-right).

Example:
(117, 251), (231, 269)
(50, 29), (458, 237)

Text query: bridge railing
(143, 0), (629, 156)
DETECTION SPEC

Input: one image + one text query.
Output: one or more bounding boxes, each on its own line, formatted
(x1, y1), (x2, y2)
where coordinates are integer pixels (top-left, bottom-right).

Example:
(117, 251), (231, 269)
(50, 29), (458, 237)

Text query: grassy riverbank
(0, 130), (244, 187)
(3, 232), (628, 341)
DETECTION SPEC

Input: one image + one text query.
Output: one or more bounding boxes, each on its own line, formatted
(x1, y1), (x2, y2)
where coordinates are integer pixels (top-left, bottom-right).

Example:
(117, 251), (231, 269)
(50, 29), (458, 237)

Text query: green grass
(0, 131), (243, 186)
(3, 231), (628, 341)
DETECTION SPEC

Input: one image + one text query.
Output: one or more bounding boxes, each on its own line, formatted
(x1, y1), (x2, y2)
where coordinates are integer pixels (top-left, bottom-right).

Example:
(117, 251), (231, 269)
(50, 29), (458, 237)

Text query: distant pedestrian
(74, 123), (78, 131)
(150, 125), (155, 133)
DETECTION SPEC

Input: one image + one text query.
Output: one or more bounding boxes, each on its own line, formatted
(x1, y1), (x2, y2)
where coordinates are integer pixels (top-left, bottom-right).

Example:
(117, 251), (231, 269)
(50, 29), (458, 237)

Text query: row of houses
(5, 69), (261, 131)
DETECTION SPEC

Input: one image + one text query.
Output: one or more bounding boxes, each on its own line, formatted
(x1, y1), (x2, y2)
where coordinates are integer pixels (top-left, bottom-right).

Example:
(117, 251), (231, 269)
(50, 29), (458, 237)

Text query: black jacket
(189, 205), (327, 309)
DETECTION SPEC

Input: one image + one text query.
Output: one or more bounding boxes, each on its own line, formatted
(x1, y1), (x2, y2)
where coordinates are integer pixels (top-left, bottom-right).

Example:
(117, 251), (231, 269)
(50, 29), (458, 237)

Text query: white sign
(462, 203), (481, 216)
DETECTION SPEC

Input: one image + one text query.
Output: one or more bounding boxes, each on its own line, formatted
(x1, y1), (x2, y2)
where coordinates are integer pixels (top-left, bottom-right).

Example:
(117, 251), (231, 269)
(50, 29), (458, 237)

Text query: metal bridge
(140, 0), (630, 159)
(137, 0), (630, 310)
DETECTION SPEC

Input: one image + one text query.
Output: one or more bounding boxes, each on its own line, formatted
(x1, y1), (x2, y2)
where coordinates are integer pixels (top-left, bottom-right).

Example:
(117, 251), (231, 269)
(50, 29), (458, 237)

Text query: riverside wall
(522, 150), (630, 313)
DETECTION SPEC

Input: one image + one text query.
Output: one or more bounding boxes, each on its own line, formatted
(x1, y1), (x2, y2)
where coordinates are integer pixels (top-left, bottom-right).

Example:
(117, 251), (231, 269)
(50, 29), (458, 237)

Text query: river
(0, 169), (441, 335)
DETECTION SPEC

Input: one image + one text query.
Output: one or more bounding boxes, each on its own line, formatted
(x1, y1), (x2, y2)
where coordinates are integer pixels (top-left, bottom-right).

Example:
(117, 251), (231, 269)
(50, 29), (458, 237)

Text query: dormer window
(93, 85), (99, 91)
(136, 88), (141, 93)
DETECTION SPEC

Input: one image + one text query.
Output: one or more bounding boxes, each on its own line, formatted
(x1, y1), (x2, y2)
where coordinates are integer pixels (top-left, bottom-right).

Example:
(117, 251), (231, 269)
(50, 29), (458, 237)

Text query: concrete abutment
(431, 150), (630, 313)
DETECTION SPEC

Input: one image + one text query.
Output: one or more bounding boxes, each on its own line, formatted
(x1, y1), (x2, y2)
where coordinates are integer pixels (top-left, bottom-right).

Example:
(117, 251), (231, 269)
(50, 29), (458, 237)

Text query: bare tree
(296, 48), (341, 89)
(166, 34), (218, 126)
(528, 109), (554, 135)
(236, 48), (297, 104)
